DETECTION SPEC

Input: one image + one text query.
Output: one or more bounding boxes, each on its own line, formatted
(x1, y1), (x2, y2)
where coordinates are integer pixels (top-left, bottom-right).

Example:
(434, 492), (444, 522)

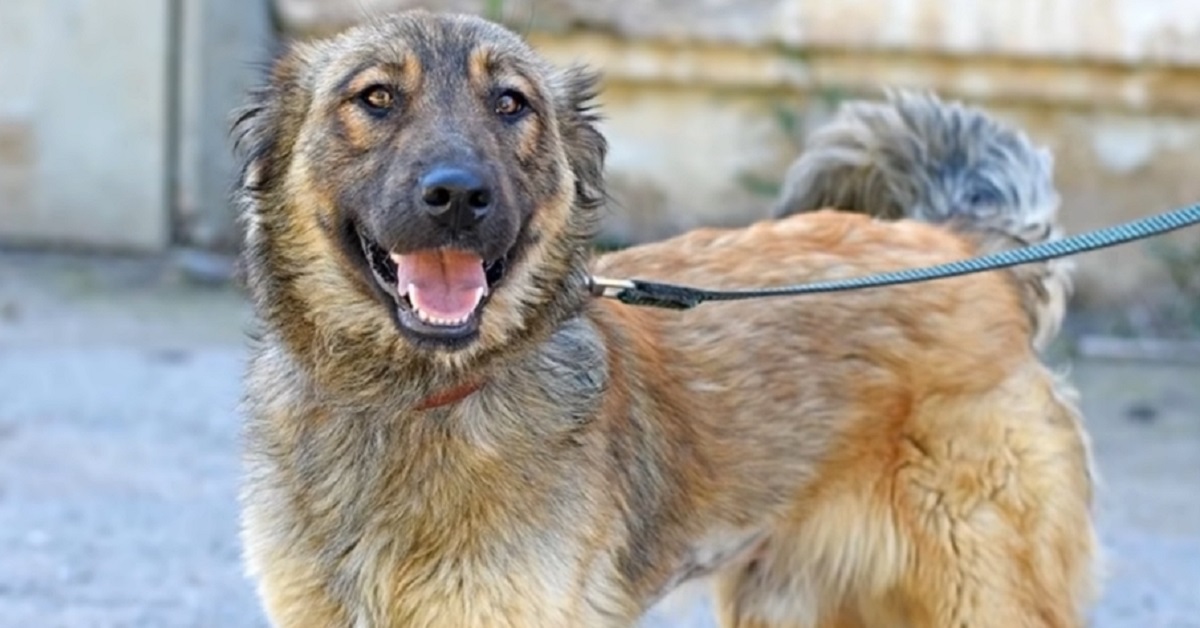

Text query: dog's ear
(230, 89), (274, 197)
(555, 65), (607, 211)
(230, 43), (313, 203)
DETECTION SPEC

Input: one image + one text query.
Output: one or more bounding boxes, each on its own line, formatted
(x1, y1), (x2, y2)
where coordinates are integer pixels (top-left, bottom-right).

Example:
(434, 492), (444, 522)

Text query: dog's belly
(651, 526), (768, 605)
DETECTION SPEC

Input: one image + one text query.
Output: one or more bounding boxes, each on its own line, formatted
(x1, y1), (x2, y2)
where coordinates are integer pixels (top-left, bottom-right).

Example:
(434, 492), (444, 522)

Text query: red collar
(414, 379), (486, 411)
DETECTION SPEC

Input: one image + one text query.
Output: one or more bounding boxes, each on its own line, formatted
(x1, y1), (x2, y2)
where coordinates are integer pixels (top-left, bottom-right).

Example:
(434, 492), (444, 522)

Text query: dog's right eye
(493, 90), (529, 120)
(357, 86), (395, 115)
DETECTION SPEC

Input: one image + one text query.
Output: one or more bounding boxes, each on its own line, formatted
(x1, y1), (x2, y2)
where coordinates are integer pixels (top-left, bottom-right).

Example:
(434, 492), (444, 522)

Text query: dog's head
(234, 11), (606, 365)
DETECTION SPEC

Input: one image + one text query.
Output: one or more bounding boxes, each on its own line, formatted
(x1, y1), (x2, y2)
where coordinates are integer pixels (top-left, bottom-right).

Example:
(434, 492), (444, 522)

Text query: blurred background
(0, 0), (1197, 626)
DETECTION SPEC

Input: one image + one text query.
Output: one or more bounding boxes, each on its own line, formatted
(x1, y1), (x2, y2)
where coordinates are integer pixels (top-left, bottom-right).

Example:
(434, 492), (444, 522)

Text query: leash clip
(590, 276), (704, 310)
(588, 276), (636, 299)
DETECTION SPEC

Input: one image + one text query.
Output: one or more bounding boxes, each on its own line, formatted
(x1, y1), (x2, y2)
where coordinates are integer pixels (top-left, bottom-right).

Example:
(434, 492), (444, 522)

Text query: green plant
(484, 0), (505, 22)
(735, 172), (784, 199)
(734, 98), (828, 199)
(1147, 238), (1200, 334)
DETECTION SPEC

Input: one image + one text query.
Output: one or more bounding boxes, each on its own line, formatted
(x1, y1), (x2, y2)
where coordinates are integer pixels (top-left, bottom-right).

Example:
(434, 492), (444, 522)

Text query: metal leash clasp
(588, 276), (637, 300)
(589, 276), (705, 310)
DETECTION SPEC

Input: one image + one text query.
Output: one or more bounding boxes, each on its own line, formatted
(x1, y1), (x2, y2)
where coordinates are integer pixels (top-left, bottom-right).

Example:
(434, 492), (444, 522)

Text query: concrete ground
(1, 250), (1197, 628)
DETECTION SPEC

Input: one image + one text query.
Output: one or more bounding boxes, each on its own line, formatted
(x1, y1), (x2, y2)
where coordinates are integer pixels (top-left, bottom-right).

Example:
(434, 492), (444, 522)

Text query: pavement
(0, 250), (1197, 628)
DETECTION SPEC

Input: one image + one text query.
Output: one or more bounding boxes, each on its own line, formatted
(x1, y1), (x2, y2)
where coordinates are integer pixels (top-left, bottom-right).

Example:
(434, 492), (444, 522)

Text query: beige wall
(0, 0), (172, 251)
(0, 0), (272, 253)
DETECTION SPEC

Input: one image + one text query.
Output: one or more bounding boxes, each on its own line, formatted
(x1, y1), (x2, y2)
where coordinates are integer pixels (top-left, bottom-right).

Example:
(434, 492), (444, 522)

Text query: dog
(233, 10), (1098, 627)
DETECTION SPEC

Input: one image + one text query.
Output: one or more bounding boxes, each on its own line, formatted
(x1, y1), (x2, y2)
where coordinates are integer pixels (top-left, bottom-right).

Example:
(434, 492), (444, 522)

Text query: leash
(589, 203), (1200, 311)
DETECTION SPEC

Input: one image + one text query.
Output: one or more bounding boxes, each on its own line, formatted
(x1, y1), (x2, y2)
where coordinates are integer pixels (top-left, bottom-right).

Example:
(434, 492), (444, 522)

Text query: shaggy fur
(772, 91), (1073, 350)
(234, 11), (1098, 628)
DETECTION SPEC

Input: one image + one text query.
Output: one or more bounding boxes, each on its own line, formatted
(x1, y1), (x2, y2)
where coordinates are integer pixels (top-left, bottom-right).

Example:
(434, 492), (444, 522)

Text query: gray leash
(589, 203), (1200, 310)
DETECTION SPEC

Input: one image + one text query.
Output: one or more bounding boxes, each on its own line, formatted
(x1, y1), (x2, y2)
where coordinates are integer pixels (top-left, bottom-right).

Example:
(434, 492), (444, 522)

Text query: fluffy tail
(773, 90), (1072, 350)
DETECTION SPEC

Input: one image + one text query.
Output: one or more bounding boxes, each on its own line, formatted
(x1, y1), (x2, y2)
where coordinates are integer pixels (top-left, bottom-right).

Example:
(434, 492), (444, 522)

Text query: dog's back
(773, 91), (1072, 350)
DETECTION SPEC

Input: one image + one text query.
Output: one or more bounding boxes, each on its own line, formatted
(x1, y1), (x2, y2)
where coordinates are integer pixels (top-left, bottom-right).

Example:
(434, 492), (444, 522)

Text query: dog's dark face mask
(234, 11), (607, 355)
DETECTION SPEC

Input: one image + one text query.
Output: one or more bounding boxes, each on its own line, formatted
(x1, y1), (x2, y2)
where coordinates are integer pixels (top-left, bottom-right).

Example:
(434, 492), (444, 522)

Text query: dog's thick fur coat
(235, 11), (1097, 627)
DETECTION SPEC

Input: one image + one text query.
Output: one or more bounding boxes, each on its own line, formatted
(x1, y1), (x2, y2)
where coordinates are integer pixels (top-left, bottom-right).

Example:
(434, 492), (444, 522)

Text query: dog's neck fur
(241, 259), (616, 505)
(241, 309), (627, 605)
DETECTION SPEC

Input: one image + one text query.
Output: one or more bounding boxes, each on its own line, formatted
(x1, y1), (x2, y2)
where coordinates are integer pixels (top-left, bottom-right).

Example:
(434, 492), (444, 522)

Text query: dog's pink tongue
(393, 250), (486, 321)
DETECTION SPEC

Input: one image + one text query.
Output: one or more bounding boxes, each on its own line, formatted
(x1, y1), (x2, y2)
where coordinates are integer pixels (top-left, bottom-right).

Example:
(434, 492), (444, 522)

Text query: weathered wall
(275, 0), (1200, 67)
(0, 0), (273, 254)
(274, 0), (1200, 308)
(176, 0), (275, 251)
(0, 0), (173, 251)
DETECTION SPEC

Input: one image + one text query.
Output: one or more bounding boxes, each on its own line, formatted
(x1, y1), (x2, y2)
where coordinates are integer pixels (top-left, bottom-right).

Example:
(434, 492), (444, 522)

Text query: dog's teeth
(402, 282), (415, 297)
(475, 286), (487, 301)
(413, 308), (463, 326)
(410, 300), (474, 327)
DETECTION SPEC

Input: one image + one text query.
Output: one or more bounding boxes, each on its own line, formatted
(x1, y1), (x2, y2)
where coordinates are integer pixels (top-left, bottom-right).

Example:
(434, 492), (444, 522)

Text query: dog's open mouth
(358, 229), (508, 345)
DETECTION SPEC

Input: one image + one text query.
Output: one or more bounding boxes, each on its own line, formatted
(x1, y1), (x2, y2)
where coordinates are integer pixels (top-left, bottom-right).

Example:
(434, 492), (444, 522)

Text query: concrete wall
(0, 0), (173, 251)
(176, 0), (274, 251)
(0, 0), (273, 253)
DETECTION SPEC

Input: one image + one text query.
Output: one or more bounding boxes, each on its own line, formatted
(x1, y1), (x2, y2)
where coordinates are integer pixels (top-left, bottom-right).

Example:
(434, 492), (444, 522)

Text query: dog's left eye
(358, 85), (395, 114)
(494, 90), (529, 119)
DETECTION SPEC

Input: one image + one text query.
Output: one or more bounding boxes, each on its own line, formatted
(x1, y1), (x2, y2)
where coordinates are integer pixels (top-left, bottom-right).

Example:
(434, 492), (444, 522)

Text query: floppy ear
(228, 44), (314, 290)
(554, 65), (607, 212)
(230, 43), (312, 202)
(230, 88), (276, 198)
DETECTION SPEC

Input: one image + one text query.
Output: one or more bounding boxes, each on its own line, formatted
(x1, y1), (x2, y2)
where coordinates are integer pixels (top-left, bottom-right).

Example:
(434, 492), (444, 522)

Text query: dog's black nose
(419, 166), (492, 231)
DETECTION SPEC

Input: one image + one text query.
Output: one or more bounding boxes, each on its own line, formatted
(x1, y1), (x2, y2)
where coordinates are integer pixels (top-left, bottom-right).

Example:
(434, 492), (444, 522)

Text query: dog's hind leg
(871, 377), (1099, 628)
(712, 558), (813, 628)
(716, 492), (1095, 628)
(716, 376), (1098, 628)
(712, 534), (873, 628)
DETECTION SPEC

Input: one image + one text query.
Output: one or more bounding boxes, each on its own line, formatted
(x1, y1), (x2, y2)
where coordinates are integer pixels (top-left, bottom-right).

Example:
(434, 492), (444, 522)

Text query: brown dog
(234, 10), (1098, 627)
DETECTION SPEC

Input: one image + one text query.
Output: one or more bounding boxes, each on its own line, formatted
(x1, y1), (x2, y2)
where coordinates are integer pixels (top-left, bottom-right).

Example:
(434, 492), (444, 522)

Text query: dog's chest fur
(241, 320), (672, 625)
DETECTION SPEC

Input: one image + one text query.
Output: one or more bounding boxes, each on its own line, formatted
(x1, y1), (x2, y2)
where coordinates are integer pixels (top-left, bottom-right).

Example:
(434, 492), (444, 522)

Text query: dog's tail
(772, 90), (1071, 350)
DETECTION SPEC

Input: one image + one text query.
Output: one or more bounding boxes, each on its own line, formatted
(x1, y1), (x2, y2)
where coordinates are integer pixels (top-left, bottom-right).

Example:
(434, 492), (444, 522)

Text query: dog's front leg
(252, 557), (351, 628)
